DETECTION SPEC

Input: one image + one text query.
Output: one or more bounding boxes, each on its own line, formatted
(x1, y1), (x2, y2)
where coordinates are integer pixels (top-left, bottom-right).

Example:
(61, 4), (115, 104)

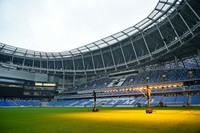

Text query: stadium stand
(191, 94), (200, 105)
(0, 0), (200, 107)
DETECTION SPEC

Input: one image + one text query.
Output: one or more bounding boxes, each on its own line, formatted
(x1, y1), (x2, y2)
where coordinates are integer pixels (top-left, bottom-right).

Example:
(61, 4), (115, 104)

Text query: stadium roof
(0, 0), (180, 59)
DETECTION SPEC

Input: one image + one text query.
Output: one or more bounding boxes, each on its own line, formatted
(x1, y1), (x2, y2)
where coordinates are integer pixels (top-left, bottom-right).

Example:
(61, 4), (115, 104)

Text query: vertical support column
(110, 46), (117, 70)
(141, 32), (152, 59)
(77, 49), (86, 73)
(187, 94), (191, 106)
(62, 72), (65, 89)
(91, 52), (96, 73)
(130, 37), (140, 64)
(39, 53), (42, 73)
(93, 43), (106, 73)
(185, 1), (200, 21)
(197, 49), (200, 58)
(120, 42), (128, 68)
(197, 49), (200, 67)
(59, 54), (65, 89)
(61, 59), (64, 70)
(10, 49), (17, 70)
(180, 57), (185, 68)
(81, 54), (86, 73)
(102, 39), (117, 70)
(40, 59), (42, 73)
(22, 58), (25, 70)
(100, 49), (106, 72)
(33, 52), (35, 68)
(156, 24), (169, 51)
(85, 46), (96, 73)
(51, 53), (56, 75)
(70, 52), (76, 87)
(46, 58), (48, 73)
(73, 74), (76, 87)
(167, 17), (182, 44)
(45, 53), (49, 73)
(53, 59), (56, 74)
(22, 51), (27, 71)
(32, 59), (34, 68)
(11, 48), (17, 63)
(174, 56), (179, 68)
(192, 54), (199, 68)
(72, 57), (75, 71)
(178, 13), (194, 36)
(69, 51), (76, 73)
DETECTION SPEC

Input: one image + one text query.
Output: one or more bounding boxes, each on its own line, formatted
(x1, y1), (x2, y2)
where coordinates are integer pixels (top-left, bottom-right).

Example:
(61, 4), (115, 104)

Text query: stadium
(0, 0), (200, 132)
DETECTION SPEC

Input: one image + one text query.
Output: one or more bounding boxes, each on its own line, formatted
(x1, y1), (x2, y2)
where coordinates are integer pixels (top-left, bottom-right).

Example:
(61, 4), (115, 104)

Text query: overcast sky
(0, 0), (157, 52)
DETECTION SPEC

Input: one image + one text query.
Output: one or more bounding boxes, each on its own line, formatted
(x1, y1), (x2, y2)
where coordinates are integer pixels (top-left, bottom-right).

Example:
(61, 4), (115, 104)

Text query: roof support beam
(77, 48), (86, 74)
(102, 39), (117, 70)
(156, 23), (169, 51)
(85, 46), (96, 73)
(167, 16), (182, 44)
(33, 52), (35, 68)
(59, 53), (64, 71)
(178, 12), (194, 36)
(69, 51), (76, 74)
(130, 37), (140, 64)
(11, 48), (17, 63)
(197, 49), (200, 61)
(61, 60), (65, 88)
(148, 17), (169, 51)
(159, 1), (173, 6)
(0, 44), (5, 51)
(39, 53), (42, 73)
(93, 43), (106, 73)
(45, 53), (49, 73)
(122, 31), (140, 64)
(51, 53), (56, 74)
(141, 32), (152, 59)
(185, 1), (200, 21)
(59, 53), (65, 89)
(22, 50), (28, 71)
(119, 42), (128, 68)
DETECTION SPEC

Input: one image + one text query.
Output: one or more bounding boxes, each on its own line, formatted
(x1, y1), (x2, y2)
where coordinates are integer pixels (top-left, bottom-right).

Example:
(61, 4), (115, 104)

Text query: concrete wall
(0, 67), (49, 82)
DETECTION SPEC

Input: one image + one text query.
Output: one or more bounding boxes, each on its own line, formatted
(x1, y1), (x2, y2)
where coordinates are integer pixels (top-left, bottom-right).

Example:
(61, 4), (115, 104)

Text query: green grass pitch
(0, 107), (200, 133)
